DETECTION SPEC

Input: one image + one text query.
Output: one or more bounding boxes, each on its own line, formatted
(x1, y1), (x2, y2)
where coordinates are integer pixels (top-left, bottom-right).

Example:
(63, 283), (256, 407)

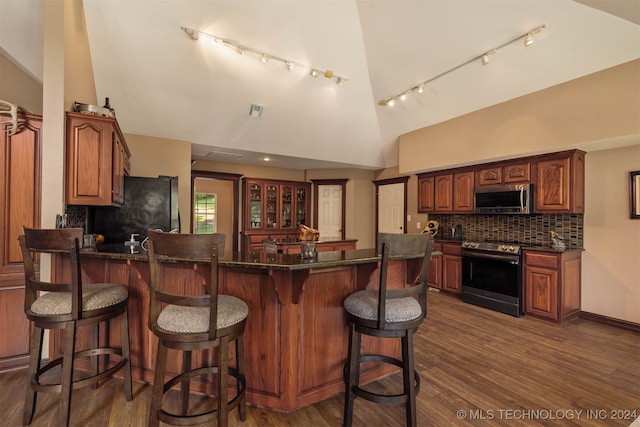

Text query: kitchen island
(50, 246), (434, 412)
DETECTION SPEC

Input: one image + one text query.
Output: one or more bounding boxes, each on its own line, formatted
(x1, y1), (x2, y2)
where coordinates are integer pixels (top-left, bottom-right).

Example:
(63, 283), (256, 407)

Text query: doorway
(312, 179), (347, 241)
(191, 171), (241, 254)
(374, 177), (409, 235)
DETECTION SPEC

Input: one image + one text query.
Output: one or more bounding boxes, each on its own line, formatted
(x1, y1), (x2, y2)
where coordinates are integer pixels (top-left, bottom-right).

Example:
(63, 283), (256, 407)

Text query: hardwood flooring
(1, 292), (638, 426)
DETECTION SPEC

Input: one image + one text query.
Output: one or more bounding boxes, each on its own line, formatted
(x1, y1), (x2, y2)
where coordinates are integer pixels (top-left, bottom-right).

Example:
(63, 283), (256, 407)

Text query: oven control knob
(499, 245), (507, 251)
(509, 246), (516, 252)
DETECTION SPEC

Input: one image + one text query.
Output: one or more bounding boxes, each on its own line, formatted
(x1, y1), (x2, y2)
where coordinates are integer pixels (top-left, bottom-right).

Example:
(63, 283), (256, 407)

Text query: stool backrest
(19, 227), (85, 319)
(146, 229), (226, 340)
(376, 233), (434, 329)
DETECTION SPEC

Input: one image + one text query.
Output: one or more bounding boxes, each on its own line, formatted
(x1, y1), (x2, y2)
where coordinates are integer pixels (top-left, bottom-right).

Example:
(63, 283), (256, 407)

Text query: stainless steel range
(461, 241), (522, 317)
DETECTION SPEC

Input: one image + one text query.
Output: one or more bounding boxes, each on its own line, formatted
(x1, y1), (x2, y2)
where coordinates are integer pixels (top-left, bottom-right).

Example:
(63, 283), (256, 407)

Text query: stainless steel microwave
(474, 183), (533, 214)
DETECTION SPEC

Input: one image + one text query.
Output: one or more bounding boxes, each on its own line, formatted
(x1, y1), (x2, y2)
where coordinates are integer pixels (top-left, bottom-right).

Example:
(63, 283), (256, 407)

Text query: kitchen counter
(63, 244), (438, 412)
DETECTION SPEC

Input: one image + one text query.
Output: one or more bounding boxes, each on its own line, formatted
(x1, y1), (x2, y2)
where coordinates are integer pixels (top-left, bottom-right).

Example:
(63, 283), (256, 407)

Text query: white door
(378, 183), (404, 234)
(317, 184), (342, 240)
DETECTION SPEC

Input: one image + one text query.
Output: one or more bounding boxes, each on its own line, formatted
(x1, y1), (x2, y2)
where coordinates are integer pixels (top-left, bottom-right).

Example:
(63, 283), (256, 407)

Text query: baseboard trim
(580, 311), (640, 333)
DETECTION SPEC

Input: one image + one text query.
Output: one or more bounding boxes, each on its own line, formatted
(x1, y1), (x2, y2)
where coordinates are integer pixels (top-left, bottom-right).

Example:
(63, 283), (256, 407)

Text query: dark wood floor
(2, 291), (639, 426)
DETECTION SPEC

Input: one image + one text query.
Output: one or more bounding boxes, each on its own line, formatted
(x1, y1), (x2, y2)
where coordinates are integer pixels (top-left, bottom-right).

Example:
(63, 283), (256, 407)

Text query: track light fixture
(378, 24), (546, 107)
(182, 26), (348, 86)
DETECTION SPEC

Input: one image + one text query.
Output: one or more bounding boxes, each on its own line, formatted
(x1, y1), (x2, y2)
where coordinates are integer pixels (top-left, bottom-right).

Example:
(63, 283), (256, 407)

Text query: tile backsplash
(430, 214), (583, 249)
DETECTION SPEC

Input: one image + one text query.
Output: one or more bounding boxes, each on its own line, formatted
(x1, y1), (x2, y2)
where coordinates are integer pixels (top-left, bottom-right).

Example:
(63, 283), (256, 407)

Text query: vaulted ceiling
(2, 0), (639, 170)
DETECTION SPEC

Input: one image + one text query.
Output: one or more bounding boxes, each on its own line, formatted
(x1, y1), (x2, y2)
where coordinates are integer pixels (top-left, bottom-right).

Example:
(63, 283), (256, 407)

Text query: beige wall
(399, 60), (640, 174)
(583, 145), (640, 324)
(0, 53), (43, 114)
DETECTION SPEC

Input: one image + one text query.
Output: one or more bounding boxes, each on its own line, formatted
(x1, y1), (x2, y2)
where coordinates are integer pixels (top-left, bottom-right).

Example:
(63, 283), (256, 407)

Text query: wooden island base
(52, 249), (424, 412)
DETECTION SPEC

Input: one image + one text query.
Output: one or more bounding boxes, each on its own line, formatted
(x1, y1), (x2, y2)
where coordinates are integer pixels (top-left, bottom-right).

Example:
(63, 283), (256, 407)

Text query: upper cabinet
(418, 170), (474, 213)
(534, 150), (585, 213)
(418, 149), (585, 214)
(65, 112), (131, 206)
(476, 161), (530, 186)
(241, 178), (311, 253)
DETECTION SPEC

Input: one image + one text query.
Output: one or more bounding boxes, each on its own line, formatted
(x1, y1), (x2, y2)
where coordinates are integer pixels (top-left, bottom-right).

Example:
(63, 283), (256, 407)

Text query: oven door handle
(462, 251), (520, 264)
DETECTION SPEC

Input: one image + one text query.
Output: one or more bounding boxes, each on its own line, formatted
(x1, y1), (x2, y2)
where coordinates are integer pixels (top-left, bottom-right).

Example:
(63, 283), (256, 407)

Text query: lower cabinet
(523, 250), (582, 323)
(441, 243), (462, 294)
(427, 242), (442, 290)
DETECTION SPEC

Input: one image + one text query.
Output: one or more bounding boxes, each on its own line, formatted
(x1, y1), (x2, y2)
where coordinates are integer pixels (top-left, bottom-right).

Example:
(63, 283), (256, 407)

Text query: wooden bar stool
(19, 227), (133, 427)
(343, 233), (433, 427)
(146, 230), (248, 427)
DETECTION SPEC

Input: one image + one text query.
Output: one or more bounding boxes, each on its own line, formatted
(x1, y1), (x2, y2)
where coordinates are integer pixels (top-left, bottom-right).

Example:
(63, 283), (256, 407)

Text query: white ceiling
(2, 0), (639, 170)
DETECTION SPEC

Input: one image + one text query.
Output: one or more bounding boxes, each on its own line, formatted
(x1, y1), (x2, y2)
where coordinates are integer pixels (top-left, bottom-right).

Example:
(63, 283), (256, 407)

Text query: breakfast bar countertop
(81, 244), (440, 270)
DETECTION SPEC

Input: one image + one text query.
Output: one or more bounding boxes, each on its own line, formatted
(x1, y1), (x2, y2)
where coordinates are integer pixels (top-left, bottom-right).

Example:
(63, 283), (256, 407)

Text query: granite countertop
(264, 238), (358, 246)
(432, 239), (583, 253)
(80, 245), (437, 271)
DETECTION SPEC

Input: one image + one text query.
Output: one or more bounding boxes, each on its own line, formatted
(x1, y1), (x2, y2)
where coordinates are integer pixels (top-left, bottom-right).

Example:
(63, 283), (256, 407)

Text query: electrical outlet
(416, 222), (421, 229)
(407, 214), (411, 222)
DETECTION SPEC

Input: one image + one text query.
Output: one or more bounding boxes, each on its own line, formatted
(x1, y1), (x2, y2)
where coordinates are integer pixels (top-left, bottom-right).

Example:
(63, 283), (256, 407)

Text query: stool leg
(218, 338), (229, 427)
(236, 334), (247, 421)
(90, 323), (99, 390)
(343, 322), (361, 427)
(402, 331), (417, 427)
(120, 307), (133, 401)
(148, 342), (168, 427)
(23, 326), (43, 425)
(181, 350), (192, 415)
(60, 322), (77, 427)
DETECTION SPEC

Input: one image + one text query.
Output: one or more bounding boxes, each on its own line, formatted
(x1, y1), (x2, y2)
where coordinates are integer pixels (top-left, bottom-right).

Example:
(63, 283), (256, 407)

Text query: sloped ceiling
(2, 0), (639, 170)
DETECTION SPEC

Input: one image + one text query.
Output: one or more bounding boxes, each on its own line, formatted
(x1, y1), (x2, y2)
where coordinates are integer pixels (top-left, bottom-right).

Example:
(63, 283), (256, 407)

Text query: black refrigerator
(93, 176), (180, 244)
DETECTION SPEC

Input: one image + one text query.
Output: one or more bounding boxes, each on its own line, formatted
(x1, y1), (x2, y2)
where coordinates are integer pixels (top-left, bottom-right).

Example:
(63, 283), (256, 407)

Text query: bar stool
(19, 227), (133, 427)
(343, 233), (433, 427)
(146, 230), (248, 427)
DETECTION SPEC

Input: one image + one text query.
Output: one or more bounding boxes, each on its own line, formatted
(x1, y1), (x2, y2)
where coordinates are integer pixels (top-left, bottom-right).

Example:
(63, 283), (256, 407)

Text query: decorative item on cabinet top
(72, 97), (115, 118)
(0, 99), (32, 135)
(298, 224), (320, 241)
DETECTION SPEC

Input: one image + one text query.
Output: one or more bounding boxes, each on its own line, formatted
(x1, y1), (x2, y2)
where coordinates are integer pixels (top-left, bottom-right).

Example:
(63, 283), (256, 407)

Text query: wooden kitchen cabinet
(476, 161), (530, 186)
(441, 242), (462, 294)
(523, 250), (582, 323)
(453, 171), (474, 212)
(417, 175), (435, 212)
(427, 242), (442, 289)
(65, 112), (131, 206)
(0, 114), (41, 372)
(534, 150), (585, 213)
(241, 178), (311, 253)
(418, 171), (473, 213)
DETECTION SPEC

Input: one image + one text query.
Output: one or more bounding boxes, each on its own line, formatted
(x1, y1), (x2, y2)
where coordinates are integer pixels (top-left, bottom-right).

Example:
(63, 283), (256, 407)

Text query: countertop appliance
(93, 176), (179, 244)
(475, 183), (532, 214)
(461, 241), (522, 317)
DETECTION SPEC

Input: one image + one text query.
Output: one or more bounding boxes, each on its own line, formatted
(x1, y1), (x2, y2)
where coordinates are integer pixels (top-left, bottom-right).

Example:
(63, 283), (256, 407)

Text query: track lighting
(524, 33), (534, 47)
(378, 24), (546, 107)
(181, 26), (348, 87)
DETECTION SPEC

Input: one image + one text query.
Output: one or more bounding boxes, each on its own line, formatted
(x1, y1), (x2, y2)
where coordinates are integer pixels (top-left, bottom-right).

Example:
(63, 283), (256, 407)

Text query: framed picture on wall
(631, 171), (640, 219)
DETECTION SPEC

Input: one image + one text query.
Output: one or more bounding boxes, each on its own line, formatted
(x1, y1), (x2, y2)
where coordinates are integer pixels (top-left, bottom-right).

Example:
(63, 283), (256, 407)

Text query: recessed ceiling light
(262, 156), (271, 162)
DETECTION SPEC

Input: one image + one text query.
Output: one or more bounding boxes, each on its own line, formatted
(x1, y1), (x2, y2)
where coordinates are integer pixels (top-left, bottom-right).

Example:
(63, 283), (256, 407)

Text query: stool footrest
(346, 353), (421, 406)
(157, 367), (247, 425)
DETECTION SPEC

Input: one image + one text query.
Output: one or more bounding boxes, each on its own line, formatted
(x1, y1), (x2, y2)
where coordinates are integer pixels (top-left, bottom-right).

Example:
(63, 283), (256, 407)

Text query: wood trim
(311, 179), (347, 239)
(191, 170), (242, 253)
(579, 311), (640, 333)
(373, 176), (409, 241)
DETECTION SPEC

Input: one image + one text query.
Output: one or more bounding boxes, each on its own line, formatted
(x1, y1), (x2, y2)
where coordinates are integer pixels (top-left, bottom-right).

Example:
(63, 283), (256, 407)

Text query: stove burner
(462, 241), (521, 254)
